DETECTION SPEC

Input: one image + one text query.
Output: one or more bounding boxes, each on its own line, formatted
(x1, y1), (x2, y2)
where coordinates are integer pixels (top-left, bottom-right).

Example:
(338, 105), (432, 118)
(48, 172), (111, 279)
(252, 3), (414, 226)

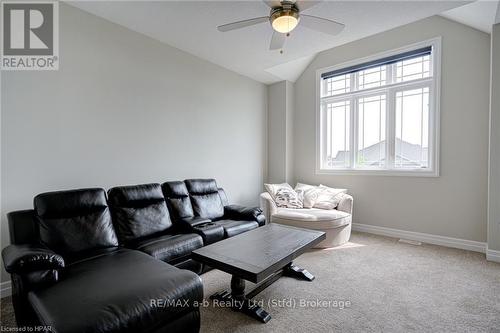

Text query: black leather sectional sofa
(2, 179), (265, 333)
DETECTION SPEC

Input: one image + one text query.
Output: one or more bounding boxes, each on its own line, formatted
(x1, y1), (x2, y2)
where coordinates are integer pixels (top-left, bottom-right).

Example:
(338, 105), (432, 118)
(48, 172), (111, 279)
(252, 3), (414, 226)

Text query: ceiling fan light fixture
(270, 8), (299, 34)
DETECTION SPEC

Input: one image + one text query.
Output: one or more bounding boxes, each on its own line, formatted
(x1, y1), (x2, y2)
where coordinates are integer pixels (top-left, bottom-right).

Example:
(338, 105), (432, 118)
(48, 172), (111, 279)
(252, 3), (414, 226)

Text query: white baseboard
(1, 280), (11, 298)
(352, 223), (486, 253)
(486, 248), (500, 263)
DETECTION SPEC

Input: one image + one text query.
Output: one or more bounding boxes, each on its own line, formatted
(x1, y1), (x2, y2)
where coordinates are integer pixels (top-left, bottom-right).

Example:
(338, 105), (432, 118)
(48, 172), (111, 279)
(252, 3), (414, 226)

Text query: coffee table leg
(210, 275), (272, 323)
(231, 275), (246, 299)
(283, 263), (315, 281)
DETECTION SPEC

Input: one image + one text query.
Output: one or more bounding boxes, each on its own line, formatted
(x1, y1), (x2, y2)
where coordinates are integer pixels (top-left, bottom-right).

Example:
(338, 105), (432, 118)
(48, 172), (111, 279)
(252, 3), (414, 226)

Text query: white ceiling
(68, 0), (469, 84)
(441, 0), (499, 33)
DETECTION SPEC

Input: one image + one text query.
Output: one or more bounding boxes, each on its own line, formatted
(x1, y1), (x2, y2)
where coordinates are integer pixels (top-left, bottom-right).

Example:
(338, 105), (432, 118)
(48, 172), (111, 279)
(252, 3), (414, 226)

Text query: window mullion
(350, 96), (357, 169)
(387, 88), (396, 169)
(387, 64), (393, 85)
(321, 102), (328, 168)
(420, 88), (424, 165)
(428, 81), (434, 170)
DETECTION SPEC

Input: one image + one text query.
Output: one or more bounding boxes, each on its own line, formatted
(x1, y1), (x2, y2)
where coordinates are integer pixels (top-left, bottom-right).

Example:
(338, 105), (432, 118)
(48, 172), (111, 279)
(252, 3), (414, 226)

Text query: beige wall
(267, 80), (294, 183)
(293, 16), (490, 242)
(488, 23), (500, 252)
(285, 81), (295, 183)
(0, 4), (267, 284)
(267, 81), (287, 183)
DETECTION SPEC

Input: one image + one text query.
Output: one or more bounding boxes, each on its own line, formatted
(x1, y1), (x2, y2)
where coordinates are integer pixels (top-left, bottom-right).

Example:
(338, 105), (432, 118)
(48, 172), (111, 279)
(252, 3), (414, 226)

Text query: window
(317, 39), (440, 176)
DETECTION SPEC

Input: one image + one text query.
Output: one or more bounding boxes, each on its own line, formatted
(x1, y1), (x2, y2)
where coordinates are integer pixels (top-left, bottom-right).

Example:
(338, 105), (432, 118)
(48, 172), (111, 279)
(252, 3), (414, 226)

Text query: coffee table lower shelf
(209, 262), (315, 323)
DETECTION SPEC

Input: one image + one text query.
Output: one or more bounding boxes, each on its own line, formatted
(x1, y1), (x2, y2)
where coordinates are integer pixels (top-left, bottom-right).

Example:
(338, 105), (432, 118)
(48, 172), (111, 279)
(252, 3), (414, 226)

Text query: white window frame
(315, 37), (441, 177)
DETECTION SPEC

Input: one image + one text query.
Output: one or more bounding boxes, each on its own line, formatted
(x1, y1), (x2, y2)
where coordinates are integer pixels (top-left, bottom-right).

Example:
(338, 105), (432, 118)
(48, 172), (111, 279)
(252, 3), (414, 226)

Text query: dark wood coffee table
(192, 223), (325, 323)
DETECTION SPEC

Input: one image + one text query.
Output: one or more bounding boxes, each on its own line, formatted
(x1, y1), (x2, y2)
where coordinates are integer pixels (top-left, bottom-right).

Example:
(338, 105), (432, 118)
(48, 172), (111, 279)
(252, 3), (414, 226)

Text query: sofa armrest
(259, 192), (277, 224)
(176, 217), (224, 244)
(2, 244), (65, 274)
(337, 193), (353, 215)
(224, 205), (265, 226)
(178, 216), (212, 228)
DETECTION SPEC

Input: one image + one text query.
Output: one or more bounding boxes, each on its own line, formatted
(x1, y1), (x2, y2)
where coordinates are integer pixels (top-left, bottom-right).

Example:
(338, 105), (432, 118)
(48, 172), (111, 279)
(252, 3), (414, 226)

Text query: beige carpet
(1, 232), (500, 332)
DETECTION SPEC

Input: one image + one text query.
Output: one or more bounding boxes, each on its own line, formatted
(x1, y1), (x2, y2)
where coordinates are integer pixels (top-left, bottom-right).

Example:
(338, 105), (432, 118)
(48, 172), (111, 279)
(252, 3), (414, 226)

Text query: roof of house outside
(332, 138), (428, 166)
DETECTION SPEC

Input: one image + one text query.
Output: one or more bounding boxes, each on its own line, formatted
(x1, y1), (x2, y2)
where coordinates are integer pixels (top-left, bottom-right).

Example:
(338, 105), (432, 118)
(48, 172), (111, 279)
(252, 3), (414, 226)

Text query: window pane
(395, 87), (430, 168)
(358, 65), (387, 90)
(323, 74), (350, 96)
(325, 100), (350, 168)
(395, 55), (430, 83)
(357, 95), (386, 168)
(318, 46), (435, 174)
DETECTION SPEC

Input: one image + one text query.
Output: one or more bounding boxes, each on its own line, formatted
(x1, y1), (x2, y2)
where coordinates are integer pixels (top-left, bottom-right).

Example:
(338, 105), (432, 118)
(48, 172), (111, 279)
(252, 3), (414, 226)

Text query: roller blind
(321, 46), (432, 80)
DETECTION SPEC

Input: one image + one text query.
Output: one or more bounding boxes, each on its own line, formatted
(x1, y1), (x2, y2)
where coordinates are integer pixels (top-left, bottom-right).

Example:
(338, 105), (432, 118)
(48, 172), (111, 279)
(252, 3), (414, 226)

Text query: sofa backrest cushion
(107, 183), (172, 243)
(185, 179), (224, 220)
(34, 188), (118, 255)
(218, 188), (229, 206)
(7, 210), (39, 245)
(161, 181), (194, 220)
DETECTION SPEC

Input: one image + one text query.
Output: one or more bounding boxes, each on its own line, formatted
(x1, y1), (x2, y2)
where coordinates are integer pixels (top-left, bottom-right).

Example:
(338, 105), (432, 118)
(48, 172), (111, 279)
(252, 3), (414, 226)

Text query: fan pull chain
(280, 32), (291, 54)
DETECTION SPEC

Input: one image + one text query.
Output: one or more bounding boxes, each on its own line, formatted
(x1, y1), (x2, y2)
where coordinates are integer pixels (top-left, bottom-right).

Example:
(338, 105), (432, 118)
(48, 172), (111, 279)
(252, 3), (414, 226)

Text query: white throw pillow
(264, 183), (292, 200)
(313, 185), (347, 210)
(264, 183), (303, 208)
(294, 183), (324, 208)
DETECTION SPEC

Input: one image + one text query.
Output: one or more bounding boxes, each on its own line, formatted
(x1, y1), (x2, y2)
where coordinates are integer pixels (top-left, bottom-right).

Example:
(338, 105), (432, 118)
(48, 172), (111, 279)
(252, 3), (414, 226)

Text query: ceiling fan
(217, 0), (345, 52)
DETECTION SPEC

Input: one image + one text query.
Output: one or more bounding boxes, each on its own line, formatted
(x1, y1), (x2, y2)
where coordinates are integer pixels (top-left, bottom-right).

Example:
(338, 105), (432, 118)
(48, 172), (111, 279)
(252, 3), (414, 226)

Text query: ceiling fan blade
(270, 31), (286, 50)
(263, 0), (282, 9)
(300, 14), (345, 36)
(295, 0), (322, 11)
(217, 16), (269, 32)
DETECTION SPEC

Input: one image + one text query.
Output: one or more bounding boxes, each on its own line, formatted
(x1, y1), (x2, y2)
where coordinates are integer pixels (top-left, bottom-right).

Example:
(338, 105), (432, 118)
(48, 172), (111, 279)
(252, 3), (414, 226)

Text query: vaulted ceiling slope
(69, 1), (469, 84)
(441, 0), (500, 33)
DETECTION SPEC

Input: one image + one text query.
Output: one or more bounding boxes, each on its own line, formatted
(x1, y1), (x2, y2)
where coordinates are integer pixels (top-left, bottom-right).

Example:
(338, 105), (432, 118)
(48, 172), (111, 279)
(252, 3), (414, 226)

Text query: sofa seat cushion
(216, 220), (259, 238)
(272, 208), (351, 229)
(174, 258), (203, 275)
(134, 233), (203, 264)
(28, 249), (203, 333)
